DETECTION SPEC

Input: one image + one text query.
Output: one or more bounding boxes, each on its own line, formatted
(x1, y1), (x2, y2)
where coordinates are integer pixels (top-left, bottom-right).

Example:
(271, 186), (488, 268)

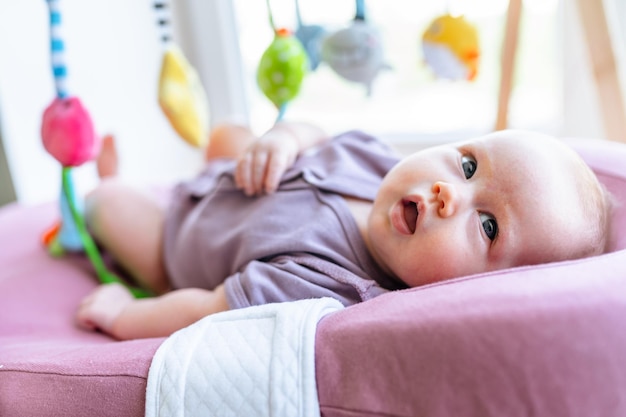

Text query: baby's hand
(76, 283), (134, 335)
(234, 129), (299, 196)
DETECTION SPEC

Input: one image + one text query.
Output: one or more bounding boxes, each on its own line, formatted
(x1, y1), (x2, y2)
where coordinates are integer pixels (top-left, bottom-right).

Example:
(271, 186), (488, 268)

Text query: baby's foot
(96, 134), (119, 178)
(76, 283), (134, 336)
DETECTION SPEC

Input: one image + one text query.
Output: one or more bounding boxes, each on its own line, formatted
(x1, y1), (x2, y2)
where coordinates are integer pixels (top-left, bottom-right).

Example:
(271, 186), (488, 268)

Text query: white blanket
(145, 298), (343, 417)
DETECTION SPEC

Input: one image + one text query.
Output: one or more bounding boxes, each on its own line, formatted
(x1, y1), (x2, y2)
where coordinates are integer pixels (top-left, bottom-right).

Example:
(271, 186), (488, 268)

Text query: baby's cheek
(415, 241), (477, 285)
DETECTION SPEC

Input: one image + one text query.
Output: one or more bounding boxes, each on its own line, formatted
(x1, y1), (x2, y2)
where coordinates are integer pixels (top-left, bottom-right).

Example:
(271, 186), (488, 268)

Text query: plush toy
(421, 14), (480, 81)
(41, 0), (98, 254)
(41, 97), (97, 253)
(257, 0), (309, 123)
(257, 0), (310, 122)
(41, 97), (98, 167)
(41, 0), (150, 298)
(41, 96), (95, 254)
(154, 1), (210, 148)
(320, 0), (390, 96)
(257, 28), (308, 120)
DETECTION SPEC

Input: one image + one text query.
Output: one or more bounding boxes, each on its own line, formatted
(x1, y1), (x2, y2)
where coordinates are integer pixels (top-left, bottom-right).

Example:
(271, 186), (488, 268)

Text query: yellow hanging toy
(154, 1), (210, 148)
(422, 14), (480, 81)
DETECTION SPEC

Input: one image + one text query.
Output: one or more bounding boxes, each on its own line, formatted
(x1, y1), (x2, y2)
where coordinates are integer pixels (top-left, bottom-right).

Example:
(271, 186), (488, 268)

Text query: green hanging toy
(256, 0), (309, 122)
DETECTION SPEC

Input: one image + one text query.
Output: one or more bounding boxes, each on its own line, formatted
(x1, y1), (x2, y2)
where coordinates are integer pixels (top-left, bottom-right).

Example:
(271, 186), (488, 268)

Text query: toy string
(294, 0), (303, 27)
(61, 168), (108, 280)
(62, 168), (151, 298)
(265, 0), (277, 32)
(355, 0), (365, 21)
(276, 103), (287, 123)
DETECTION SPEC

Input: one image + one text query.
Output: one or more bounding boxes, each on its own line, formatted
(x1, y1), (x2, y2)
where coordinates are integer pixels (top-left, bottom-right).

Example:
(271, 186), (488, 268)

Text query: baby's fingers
(252, 151), (270, 195)
(235, 153), (254, 195)
(264, 151), (292, 193)
(236, 150), (269, 196)
(75, 283), (133, 332)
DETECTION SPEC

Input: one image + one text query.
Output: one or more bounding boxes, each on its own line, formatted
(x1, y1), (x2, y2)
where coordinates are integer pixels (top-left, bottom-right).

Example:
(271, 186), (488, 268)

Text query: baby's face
(367, 130), (588, 287)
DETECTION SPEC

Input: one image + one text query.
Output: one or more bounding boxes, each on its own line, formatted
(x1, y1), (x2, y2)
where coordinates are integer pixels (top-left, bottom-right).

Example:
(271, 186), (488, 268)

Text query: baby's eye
(479, 213), (498, 241)
(461, 155), (477, 179)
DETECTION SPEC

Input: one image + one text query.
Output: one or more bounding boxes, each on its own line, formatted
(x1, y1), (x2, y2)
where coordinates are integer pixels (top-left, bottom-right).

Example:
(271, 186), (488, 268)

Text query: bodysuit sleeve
(223, 254), (391, 310)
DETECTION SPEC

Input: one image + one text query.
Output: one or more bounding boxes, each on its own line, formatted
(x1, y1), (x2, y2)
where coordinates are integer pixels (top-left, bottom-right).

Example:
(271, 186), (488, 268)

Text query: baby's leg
(77, 282), (229, 339)
(85, 179), (170, 294)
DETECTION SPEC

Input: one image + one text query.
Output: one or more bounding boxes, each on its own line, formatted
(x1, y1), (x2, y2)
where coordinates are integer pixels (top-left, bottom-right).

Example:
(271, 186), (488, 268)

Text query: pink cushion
(0, 203), (164, 416)
(315, 138), (626, 416)
(0, 138), (625, 416)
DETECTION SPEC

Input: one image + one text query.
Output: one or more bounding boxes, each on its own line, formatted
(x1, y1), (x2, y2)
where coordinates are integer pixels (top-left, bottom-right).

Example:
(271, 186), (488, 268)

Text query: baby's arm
(235, 121), (328, 195)
(76, 283), (229, 340)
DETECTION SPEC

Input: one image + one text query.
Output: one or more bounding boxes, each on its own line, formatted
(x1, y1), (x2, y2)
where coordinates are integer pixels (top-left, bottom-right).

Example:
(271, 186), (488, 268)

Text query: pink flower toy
(41, 96), (98, 167)
(40, 0), (149, 298)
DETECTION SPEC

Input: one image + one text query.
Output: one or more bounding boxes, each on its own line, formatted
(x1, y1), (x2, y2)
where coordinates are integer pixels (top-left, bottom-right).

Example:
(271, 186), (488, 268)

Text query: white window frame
(175, 0), (250, 126)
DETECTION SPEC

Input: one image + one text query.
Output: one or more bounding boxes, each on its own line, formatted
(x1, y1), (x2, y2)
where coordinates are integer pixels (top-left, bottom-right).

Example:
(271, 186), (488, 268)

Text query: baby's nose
(432, 181), (458, 217)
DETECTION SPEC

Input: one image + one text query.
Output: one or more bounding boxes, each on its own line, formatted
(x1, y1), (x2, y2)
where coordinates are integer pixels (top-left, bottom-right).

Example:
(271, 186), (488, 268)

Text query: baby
(76, 122), (611, 340)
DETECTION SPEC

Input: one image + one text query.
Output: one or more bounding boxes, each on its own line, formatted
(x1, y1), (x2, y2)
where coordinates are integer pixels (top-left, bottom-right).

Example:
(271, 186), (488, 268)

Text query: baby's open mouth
(402, 200), (418, 234)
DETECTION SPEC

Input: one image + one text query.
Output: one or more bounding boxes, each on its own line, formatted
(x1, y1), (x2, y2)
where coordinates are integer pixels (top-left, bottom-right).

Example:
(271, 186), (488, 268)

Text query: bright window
(233, 0), (561, 143)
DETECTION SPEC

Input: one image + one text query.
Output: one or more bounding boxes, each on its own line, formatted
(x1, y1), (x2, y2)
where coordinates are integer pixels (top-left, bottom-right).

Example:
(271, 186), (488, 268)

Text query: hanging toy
(421, 14), (480, 81)
(320, 0), (390, 96)
(257, 29), (308, 119)
(294, 0), (326, 71)
(40, 0), (150, 298)
(41, 0), (98, 254)
(41, 97), (96, 253)
(154, 0), (210, 148)
(257, 0), (309, 122)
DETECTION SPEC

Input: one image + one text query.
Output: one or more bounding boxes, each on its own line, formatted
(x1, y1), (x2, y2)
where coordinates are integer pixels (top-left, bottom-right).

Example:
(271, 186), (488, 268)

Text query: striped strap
(154, 0), (172, 44)
(46, 0), (68, 98)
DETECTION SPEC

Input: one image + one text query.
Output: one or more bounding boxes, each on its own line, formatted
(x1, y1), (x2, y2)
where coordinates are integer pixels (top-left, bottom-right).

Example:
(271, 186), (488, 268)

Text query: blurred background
(0, 0), (624, 206)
